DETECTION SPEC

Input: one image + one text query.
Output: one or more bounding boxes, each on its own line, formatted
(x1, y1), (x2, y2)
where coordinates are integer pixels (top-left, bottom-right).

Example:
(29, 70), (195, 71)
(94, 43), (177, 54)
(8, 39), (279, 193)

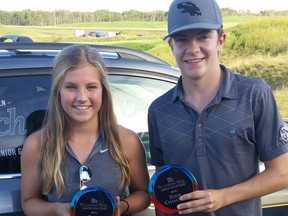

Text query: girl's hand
(115, 196), (121, 216)
(55, 202), (70, 216)
(116, 196), (130, 216)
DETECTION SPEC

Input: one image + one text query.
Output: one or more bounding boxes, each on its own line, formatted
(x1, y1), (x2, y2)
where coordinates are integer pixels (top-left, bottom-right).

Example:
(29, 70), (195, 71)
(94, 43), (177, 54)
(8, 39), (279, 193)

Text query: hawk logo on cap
(177, 2), (201, 16)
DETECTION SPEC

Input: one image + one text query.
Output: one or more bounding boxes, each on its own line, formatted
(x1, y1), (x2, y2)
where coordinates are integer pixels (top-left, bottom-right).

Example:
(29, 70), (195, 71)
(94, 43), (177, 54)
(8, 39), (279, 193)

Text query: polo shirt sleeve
(148, 105), (164, 167)
(253, 82), (288, 161)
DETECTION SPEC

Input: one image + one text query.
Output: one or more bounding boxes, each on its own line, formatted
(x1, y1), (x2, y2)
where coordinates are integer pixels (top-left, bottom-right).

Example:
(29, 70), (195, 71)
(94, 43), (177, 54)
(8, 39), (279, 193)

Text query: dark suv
(0, 35), (287, 216)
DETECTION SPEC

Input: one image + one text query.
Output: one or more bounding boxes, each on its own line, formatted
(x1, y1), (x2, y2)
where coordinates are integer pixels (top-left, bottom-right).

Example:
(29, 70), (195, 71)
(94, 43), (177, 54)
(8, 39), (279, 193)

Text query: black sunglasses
(79, 165), (92, 190)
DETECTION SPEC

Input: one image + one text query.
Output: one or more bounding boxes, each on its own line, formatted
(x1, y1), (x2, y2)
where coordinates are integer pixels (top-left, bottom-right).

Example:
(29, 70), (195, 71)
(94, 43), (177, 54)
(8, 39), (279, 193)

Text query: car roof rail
(0, 35), (34, 43)
(0, 36), (171, 66)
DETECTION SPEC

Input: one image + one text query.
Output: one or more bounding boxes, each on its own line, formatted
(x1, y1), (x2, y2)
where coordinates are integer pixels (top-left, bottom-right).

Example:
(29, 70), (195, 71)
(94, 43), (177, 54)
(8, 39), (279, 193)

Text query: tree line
(0, 8), (287, 26)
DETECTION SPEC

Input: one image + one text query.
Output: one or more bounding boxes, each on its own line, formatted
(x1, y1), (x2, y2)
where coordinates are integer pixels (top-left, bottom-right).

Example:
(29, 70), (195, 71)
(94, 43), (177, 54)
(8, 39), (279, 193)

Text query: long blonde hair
(40, 44), (130, 197)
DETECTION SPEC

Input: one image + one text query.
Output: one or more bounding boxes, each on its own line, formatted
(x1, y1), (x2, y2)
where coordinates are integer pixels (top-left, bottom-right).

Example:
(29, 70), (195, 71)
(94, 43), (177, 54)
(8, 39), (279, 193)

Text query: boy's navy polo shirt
(148, 65), (288, 216)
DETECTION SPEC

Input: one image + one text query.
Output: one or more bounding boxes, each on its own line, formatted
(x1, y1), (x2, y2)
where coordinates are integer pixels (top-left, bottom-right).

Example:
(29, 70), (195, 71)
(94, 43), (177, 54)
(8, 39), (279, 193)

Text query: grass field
(1, 16), (288, 117)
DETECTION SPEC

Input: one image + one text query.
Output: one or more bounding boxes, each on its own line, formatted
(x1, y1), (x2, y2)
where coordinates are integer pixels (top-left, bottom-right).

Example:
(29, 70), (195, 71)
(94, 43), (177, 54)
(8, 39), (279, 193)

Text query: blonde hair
(40, 44), (130, 197)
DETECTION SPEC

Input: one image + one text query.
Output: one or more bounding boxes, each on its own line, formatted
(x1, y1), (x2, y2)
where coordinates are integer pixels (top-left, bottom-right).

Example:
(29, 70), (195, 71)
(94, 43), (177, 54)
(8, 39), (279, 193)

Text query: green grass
(223, 16), (262, 28)
(274, 87), (288, 118)
(61, 21), (167, 29)
(224, 17), (288, 56)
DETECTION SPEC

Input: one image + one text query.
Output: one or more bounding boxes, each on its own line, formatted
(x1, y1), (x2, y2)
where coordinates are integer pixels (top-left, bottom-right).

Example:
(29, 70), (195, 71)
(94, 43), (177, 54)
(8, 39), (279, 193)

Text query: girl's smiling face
(59, 63), (103, 125)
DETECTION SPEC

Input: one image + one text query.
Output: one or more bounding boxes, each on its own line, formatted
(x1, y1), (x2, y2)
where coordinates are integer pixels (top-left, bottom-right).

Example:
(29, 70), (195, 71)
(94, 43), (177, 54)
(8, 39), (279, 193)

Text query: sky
(0, 0), (288, 13)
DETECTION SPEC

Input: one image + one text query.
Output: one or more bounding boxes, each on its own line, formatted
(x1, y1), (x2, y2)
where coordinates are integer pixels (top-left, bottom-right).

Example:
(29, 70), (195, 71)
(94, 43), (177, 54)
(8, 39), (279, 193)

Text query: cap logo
(177, 2), (201, 16)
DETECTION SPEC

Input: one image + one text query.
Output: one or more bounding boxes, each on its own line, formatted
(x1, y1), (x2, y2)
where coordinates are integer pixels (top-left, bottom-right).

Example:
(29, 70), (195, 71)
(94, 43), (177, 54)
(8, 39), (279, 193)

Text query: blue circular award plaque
(70, 186), (118, 216)
(148, 164), (198, 214)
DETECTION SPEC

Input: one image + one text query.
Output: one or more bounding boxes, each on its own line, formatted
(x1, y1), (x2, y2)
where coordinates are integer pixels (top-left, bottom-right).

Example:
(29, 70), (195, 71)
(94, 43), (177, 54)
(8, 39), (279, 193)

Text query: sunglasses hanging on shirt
(70, 165), (118, 216)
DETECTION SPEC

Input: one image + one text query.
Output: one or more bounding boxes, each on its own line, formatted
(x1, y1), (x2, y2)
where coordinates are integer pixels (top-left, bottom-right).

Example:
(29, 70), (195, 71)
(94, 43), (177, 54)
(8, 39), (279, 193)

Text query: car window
(0, 73), (175, 174)
(0, 75), (51, 174)
(109, 75), (176, 164)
